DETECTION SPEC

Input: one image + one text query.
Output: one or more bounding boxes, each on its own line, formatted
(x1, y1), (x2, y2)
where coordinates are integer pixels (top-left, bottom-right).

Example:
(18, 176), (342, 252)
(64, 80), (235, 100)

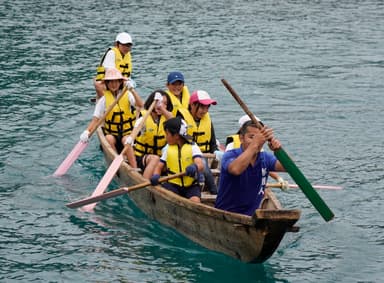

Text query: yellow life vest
(225, 134), (241, 149)
(175, 107), (197, 137)
(113, 47), (132, 78)
(191, 113), (212, 153)
(166, 85), (190, 116)
(96, 47), (132, 81)
(225, 134), (265, 152)
(134, 110), (167, 157)
(166, 143), (196, 187)
(103, 90), (136, 136)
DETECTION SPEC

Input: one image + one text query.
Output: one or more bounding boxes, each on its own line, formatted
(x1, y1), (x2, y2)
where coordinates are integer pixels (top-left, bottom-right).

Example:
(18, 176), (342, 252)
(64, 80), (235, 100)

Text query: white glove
(277, 177), (289, 191)
(214, 150), (224, 161)
(124, 136), (134, 146)
(154, 92), (163, 102)
(125, 78), (136, 89)
(80, 130), (90, 143)
(154, 92), (163, 106)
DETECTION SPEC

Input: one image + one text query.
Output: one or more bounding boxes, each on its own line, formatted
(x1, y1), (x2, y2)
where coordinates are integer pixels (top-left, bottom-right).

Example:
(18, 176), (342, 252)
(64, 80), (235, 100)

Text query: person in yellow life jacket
(80, 68), (144, 168)
(133, 90), (174, 179)
(150, 117), (204, 203)
(188, 90), (221, 195)
(93, 32), (136, 99)
(165, 71), (191, 116)
(225, 114), (289, 191)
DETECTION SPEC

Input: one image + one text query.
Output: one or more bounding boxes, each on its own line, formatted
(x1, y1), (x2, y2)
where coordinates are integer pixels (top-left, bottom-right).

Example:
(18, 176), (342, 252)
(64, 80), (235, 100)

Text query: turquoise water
(1, 0), (383, 282)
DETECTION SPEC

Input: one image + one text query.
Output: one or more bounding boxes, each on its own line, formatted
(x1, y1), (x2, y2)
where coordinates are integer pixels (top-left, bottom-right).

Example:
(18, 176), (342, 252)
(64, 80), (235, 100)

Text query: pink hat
(189, 90), (217, 106)
(103, 68), (127, 81)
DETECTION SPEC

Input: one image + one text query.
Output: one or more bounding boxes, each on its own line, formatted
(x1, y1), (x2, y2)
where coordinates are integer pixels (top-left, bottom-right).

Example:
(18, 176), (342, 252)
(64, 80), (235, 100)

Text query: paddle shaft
(119, 100), (157, 156)
(66, 172), (185, 209)
(81, 100), (158, 211)
(88, 85), (128, 135)
(221, 79), (334, 222)
(267, 183), (342, 190)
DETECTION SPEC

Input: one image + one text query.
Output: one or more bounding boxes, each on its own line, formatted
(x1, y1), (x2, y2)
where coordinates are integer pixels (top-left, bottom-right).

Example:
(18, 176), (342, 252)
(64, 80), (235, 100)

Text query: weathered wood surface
(96, 127), (301, 263)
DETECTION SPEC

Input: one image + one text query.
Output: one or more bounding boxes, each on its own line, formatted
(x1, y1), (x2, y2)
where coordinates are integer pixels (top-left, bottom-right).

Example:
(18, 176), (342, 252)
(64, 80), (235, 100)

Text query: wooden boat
(96, 127), (301, 263)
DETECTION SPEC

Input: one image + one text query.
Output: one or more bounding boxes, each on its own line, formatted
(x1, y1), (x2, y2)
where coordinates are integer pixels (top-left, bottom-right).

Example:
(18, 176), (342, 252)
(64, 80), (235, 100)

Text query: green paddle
(221, 79), (334, 222)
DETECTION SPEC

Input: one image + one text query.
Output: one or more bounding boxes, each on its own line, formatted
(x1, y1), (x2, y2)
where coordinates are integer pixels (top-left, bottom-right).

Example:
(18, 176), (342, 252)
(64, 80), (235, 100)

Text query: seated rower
(132, 90), (173, 178)
(150, 117), (204, 203)
(165, 71), (191, 116)
(225, 114), (288, 189)
(80, 68), (143, 167)
(215, 120), (286, 215)
(188, 90), (221, 195)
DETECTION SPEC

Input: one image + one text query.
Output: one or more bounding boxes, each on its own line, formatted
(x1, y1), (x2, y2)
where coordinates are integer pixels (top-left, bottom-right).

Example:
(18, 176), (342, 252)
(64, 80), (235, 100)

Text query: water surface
(1, 1), (383, 282)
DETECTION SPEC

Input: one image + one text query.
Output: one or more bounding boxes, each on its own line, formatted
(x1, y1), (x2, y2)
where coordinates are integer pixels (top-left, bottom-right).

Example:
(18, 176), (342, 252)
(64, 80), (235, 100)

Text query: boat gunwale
(95, 127), (301, 262)
(96, 127), (301, 226)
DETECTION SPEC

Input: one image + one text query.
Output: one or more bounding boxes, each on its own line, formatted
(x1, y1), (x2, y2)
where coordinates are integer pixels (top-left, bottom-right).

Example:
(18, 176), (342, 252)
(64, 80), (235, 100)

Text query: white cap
(115, 32), (132, 44)
(238, 114), (261, 128)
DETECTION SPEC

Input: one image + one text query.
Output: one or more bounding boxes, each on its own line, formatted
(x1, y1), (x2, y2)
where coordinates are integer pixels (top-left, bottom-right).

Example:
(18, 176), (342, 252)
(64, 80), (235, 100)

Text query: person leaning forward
(150, 117), (204, 203)
(133, 90), (174, 179)
(215, 120), (286, 216)
(94, 32), (135, 99)
(225, 114), (289, 190)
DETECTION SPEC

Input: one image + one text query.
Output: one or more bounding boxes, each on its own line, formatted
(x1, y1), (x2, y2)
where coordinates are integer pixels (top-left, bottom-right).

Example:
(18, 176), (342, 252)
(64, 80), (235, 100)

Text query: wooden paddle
(54, 86), (128, 176)
(221, 79), (335, 222)
(267, 183), (343, 190)
(82, 100), (157, 212)
(66, 172), (185, 209)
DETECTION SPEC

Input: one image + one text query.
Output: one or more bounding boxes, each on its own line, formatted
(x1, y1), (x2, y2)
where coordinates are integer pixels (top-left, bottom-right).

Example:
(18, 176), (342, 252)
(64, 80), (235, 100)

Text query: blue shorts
(162, 182), (201, 199)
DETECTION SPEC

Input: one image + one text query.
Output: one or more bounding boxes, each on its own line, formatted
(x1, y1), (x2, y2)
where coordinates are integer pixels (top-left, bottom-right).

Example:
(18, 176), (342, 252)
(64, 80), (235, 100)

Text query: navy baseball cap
(167, 71), (185, 84)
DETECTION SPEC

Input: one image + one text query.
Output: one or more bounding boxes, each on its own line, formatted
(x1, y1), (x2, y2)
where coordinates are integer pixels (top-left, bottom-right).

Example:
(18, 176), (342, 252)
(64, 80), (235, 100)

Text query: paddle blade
(81, 154), (124, 212)
(54, 141), (88, 176)
(274, 148), (335, 222)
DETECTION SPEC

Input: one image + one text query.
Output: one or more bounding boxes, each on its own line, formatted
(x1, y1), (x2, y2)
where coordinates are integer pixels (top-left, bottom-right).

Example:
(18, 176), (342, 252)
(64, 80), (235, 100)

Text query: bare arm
(157, 101), (173, 120)
(274, 161), (286, 172)
(152, 161), (165, 175)
(86, 117), (101, 133)
(227, 143), (262, 175)
(129, 88), (144, 108)
(193, 156), (205, 172)
(228, 126), (274, 175)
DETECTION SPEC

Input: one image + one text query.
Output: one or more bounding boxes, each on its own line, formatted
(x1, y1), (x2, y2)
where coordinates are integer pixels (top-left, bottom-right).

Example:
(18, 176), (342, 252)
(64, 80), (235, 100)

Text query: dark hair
(105, 79), (124, 91)
(239, 120), (260, 136)
(163, 117), (181, 135)
(144, 90), (173, 112)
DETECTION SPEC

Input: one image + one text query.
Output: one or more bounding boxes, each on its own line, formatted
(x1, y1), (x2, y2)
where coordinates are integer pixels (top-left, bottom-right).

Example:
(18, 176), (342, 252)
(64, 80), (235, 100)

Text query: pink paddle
(53, 87), (127, 177)
(81, 100), (157, 212)
(54, 141), (88, 176)
(81, 154), (124, 212)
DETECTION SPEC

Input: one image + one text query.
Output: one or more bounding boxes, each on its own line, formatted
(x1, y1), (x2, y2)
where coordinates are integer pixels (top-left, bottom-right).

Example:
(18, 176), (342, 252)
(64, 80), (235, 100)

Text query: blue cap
(167, 71), (185, 84)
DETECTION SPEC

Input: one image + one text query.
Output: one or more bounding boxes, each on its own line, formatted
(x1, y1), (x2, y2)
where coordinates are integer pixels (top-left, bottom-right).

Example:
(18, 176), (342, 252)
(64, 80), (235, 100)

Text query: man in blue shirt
(215, 120), (286, 216)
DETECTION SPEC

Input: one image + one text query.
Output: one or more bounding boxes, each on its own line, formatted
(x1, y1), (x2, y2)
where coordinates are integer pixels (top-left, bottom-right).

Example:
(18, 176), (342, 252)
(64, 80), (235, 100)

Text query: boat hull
(97, 128), (300, 263)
